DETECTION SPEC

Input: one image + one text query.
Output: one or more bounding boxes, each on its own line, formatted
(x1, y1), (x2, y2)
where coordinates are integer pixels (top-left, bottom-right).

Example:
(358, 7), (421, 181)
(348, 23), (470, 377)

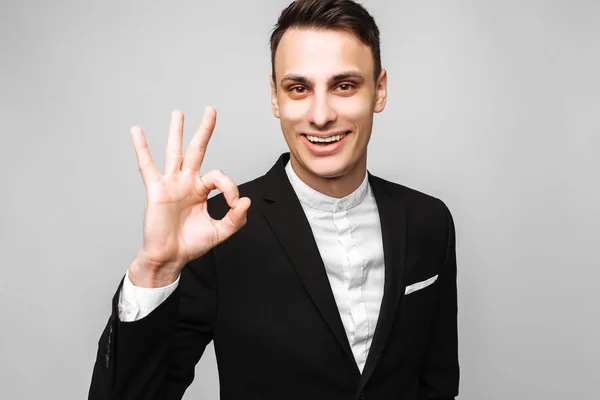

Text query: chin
(301, 153), (355, 179)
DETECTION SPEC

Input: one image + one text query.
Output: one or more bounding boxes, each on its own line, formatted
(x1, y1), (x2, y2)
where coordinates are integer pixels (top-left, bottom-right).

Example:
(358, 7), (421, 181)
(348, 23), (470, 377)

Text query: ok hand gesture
(128, 107), (251, 287)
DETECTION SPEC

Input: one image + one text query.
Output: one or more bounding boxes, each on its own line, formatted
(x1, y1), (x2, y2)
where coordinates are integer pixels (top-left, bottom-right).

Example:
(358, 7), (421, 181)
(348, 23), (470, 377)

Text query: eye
(290, 86), (307, 94)
(334, 83), (356, 94)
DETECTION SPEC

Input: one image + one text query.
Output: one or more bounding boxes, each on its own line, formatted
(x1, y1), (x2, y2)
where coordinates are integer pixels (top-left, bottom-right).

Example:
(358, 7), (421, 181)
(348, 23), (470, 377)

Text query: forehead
(274, 28), (374, 80)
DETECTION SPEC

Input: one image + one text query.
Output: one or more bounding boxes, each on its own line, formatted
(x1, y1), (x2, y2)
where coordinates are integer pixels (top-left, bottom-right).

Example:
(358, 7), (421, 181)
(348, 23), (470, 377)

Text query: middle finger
(164, 110), (184, 175)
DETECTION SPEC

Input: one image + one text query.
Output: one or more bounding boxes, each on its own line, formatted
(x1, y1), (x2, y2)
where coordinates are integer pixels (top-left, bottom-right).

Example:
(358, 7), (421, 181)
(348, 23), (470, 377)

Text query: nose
(307, 91), (337, 129)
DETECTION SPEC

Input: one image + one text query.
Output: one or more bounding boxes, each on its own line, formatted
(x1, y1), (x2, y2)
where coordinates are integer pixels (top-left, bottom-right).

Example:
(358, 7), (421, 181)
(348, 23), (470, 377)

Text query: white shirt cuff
(117, 270), (180, 322)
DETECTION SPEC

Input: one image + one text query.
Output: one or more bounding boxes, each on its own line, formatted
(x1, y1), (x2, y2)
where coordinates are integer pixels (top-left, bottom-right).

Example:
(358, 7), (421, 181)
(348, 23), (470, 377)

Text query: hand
(128, 107), (251, 287)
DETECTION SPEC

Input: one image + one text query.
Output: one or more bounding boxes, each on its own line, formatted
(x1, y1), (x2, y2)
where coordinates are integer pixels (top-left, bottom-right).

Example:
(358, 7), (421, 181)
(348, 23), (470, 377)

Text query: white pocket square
(405, 275), (438, 295)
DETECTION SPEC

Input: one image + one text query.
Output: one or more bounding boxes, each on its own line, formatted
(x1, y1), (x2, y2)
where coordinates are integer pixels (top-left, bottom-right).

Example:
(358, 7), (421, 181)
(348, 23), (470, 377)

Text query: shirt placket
(333, 201), (369, 368)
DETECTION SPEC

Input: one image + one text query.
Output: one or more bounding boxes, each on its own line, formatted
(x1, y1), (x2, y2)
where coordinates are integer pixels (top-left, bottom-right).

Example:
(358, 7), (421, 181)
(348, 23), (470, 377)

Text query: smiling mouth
(302, 131), (350, 144)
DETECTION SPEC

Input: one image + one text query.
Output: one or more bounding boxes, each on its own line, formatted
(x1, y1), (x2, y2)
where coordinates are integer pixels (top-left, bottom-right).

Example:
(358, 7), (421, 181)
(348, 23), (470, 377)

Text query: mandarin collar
(284, 160), (369, 212)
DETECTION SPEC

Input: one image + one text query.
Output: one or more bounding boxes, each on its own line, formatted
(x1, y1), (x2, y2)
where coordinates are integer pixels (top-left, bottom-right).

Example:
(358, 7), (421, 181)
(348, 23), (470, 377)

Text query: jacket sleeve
(418, 201), (460, 400)
(88, 249), (218, 400)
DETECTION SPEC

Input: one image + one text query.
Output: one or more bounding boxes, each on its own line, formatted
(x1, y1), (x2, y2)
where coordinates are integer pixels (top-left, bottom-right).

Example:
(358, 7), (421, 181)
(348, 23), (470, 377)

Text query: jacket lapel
(359, 174), (408, 391)
(260, 153), (357, 367)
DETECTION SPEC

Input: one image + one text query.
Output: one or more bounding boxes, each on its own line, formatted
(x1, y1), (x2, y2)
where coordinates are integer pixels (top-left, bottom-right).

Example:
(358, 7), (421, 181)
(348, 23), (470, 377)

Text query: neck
(289, 153), (367, 198)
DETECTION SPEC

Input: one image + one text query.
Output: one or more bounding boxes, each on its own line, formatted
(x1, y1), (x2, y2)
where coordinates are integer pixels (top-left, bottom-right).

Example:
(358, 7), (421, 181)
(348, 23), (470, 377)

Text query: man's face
(270, 28), (387, 181)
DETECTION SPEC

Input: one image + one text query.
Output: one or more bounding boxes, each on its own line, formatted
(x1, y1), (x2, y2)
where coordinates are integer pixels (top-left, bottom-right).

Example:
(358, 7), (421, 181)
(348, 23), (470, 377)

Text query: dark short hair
(270, 0), (381, 83)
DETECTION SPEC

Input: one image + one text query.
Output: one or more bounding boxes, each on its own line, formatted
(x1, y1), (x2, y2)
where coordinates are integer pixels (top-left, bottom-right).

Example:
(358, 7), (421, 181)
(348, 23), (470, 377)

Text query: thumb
(215, 197), (251, 242)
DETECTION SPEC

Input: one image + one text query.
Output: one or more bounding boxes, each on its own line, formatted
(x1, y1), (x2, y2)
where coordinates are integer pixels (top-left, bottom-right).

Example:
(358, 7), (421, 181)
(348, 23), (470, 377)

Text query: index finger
(181, 106), (216, 173)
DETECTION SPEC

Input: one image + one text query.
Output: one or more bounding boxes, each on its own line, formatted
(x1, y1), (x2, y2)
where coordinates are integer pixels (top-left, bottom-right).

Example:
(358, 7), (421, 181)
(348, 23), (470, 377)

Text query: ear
(269, 75), (280, 119)
(374, 68), (388, 113)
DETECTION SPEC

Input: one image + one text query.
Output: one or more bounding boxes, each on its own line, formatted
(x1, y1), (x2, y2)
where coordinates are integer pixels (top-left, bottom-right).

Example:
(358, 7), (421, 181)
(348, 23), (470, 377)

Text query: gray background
(1, 0), (598, 398)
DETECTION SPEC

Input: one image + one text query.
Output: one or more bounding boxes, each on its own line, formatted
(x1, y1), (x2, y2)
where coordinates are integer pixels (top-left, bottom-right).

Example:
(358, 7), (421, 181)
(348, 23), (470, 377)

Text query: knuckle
(210, 169), (228, 180)
(208, 168), (219, 175)
(195, 142), (207, 152)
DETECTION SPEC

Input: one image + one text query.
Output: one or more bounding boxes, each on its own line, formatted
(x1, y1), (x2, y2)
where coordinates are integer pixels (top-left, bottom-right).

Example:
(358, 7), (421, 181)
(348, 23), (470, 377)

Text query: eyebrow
(280, 70), (365, 86)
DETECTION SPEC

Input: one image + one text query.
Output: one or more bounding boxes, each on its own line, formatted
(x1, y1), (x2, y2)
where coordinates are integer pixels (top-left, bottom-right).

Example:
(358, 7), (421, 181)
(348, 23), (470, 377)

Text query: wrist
(128, 253), (182, 288)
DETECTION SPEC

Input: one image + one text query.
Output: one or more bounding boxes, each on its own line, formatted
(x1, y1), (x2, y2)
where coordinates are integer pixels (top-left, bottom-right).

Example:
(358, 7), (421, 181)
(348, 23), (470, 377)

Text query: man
(89, 0), (459, 399)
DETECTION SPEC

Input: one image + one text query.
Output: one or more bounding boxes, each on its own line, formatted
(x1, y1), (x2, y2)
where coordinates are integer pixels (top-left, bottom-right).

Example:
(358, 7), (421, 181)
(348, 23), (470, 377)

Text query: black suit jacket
(89, 153), (459, 400)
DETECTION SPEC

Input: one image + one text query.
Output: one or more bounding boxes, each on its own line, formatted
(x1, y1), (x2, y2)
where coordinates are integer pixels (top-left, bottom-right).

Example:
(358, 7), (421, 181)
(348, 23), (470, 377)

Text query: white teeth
(306, 133), (346, 143)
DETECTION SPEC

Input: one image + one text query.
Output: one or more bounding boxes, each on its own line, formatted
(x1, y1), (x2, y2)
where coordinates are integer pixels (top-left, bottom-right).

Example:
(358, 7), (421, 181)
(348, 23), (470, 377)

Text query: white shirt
(118, 161), (385, 373)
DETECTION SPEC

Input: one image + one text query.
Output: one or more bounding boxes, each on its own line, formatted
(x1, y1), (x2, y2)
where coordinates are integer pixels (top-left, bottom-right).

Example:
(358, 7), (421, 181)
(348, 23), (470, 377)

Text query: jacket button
(359, 394), (366, 400)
